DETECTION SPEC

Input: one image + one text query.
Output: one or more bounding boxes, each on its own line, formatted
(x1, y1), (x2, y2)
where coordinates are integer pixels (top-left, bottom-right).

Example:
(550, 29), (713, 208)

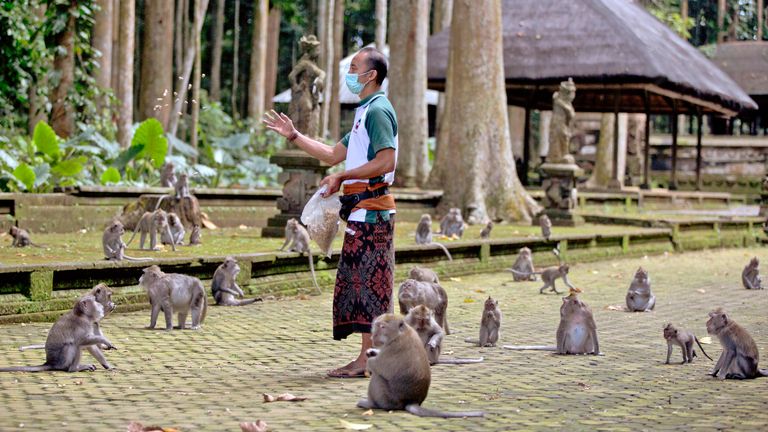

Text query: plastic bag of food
(301, 185), (341, 258)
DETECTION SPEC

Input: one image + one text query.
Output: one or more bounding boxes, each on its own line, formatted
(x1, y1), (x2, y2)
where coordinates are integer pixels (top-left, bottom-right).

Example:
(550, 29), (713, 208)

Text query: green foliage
(12, 163), (35, 191)
(33, 121), (60, 159)
(131, 118), (168, 168)
(100, 167), (121, 185)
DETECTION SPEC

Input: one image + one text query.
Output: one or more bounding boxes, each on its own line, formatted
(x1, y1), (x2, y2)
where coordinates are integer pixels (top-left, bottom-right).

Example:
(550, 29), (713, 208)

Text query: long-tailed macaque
(706, 308), (768, 379)
(0, 296), (116, 372)
(509, 264), (575, 294)
(480, 222), (493, 239)
(357, 314), (484, 418)
(439, 208), (465, 238)
(414, 214), (453, 261)
(280, 218), (321, 294)
(405, 305), (483, 365)
(539, 214), (552, 240)
(161, 212), (185, 246)
(211, 257), (262, 306)
(626, 267), (656, 311)
(408, 266), (439, 284)
(398, 279), (450, 334)
(663, 323), (712, 364)
(139, 265), (207, 330)
(556, 290), (599, 355)
(508, 247), (536, 281)
(9, 226), (45, 248)
(126, 210), (177, 252)
(102, 220), (153, 262)
(741, 257), (762, 290)
(160, 162), (177, 188)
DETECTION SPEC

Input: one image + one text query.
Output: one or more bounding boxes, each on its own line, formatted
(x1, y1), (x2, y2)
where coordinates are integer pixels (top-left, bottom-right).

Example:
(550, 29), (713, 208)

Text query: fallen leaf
(474, 289), (486, 294)
(449, 277), (462, 282)
(361, 409), (374, 416)
(239, 225), (248, 230)
(127, 422), (179, 432)
(606, 305), (626, 311)
(263, 393), (307, 403)
(339, 419), (372, 430)
(239, 420), (269, 432)
(463, 298), (475, 303)
(696, 289), (706, 294)
(699, 336), (712, 344)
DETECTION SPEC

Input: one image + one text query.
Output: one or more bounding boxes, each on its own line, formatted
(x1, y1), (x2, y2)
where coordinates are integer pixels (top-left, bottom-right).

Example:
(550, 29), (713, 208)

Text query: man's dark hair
(359, 47), (388, 85)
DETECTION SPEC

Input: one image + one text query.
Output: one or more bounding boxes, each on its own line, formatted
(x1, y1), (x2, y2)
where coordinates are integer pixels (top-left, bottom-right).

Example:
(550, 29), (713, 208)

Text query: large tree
(264, 6), (281, 111)
(375, 0), (387, 51)
(92, 0), (113, 92)
(431, 0), (539, 223)
(49, 2), (77, 138)
(428, 0), (452, 184)
(139, 0), (174, 128)
(209, 0), (225, 102)
(328, 0), (344, 140)
(389, 0), (429, 187)
(247, 0), (268, 121)
(116, 0), (134, 148)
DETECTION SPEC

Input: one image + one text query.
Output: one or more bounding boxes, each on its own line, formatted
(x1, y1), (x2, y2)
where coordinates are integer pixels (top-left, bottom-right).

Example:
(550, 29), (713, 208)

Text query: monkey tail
(0, 364), (52, 372)
(154, 195), (166, 211)
(125, 230), (138, 247)
(200, 285), (208, 324)
(165, 227), (177, 251)
(123, 255), (154, 262)
(502, 345), (557, 351)
(18, 344), (45, 352)
(429, 243), (452, 261)
(437, 357), (484, 364)
(405, 404), (484, 418)
(308, 253), (321, 294)
(694, 337), (713, 361)
(463, 338), (480, 345)
(759, 369), (768, 377)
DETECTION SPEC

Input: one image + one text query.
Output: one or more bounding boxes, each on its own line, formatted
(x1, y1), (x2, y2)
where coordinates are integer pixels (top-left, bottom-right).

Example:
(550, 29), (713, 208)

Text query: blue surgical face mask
(345, 70), (373, 95)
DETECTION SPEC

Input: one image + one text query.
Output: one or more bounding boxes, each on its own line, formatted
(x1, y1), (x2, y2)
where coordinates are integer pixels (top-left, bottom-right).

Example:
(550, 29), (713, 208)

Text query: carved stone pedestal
(535, 162), (584, 227)
(760, 175), (768, 218)
(261, 149), (330, 238)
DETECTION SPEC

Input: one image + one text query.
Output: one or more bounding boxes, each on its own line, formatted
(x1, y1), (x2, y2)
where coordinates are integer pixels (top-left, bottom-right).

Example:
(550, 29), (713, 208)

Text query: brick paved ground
(0, 247), (767, 431)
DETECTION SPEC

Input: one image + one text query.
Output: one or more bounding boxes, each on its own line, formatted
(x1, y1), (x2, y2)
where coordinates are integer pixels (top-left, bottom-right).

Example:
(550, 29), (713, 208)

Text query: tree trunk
(319, 0), (335, 139)
(50, 3), (77, 138)
(93, 0), (114, 92)
(586, 114), (614, 189)
(167, 0), (210, 138)
(117, 0), (135, 148)
(232, 0), (240, 119)
(329, 0), (344, 140)
(264, 6), (281, 111)
(717, 0), (726, 43)
(758, 0), (764, 40)
(389, 0), (429, 187)
(210, 0), (225, 102)
(247, 0), (268, 120)
(428, 0), (452, 185)
(375, 0), (387, 51)
(111, 0), (120, 92)
(28, 3), (48, 135)
(190, 0), (203, 163)
(175, 0), (186, 86)
(434, 0), (540, 223)
(508, 106), (525, 160)
(139, 0), (174, 128)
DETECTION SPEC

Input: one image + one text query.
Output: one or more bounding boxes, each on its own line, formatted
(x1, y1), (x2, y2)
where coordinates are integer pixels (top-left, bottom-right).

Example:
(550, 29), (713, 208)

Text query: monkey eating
(398, 279), (450, 334)
(20, 284), (116, 361)
(126, 209), (177, 252)
(0, 295), (117, 372)
(102, 220), (154, 262)
(139, 265), (208, 330)
(464, 296), (502, 347)
(160, 162), (177, 188)
(408, 266), (439, 284)
(211, 257), (262, 306)
(741, 257), (763, 290)
(161, 212), (186, 246)
(405, 305), (483, 365)
(438, 208), (465, 238)
(706, 308), (768, 379)
(279, 218), (321, 294)
(357, 313), (485, 418)
(8, 226), (45, 248)
(663, 323), (712, 364)
(507, 247), (536, 282)
(414, 214), (453, 261)
(626, 267), (656, 312)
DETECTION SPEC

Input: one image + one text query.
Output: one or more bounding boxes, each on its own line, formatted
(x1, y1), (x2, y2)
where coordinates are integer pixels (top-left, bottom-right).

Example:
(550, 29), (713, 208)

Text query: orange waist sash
(342, 182), (396, 212)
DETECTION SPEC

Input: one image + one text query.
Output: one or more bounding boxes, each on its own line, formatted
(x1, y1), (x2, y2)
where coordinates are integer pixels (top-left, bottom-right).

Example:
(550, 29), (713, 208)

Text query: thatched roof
(710, 41), (768, 112)
(427, 0), (757, 116)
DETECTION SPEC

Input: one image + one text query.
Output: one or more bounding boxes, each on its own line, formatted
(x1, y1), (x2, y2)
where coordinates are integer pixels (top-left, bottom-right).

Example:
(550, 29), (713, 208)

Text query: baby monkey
(539, 214), (552, 240)
(663, 323), (712, 364)
(9, 226), (45, 248)
(480, 221), (493, 239)
(280, 218), (321, 294)
(741, 257), (762, 290)
(211, 257), (262, 306)
(509, 264), (575, 294)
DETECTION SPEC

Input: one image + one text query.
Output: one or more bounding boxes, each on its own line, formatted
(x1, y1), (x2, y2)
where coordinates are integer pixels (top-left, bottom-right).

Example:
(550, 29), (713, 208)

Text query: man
(263, 47), (398, 378)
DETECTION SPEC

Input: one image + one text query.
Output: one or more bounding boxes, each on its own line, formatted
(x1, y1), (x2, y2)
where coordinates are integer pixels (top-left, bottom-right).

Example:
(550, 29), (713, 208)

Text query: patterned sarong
(332, 215), (395, 340)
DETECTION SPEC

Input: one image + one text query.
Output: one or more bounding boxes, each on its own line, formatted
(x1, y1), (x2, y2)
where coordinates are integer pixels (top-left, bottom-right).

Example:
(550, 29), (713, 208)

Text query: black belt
(339, 186), (390, 222)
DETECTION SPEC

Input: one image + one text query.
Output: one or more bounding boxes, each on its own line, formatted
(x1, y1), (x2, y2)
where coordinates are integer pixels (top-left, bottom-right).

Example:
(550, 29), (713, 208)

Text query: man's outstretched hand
(262, 110), (296, 138)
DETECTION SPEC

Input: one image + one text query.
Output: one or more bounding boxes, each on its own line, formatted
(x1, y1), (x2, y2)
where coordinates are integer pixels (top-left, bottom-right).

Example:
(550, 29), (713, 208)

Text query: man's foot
(327, 367), (367, 378)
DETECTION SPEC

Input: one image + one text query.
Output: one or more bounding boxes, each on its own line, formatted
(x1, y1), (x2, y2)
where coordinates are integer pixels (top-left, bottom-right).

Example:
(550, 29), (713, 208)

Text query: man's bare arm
(263, 110), (346, 165)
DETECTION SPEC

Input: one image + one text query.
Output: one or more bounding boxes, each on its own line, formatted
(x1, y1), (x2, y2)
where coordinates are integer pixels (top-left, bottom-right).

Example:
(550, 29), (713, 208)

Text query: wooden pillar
(669, 100), (679, 190)
(695, 108), (704, 191)
(611, 90), (620, 182)
(522, 106), (531, 186)
(758, 0), (764, 40)
(641, 91), (651, 189)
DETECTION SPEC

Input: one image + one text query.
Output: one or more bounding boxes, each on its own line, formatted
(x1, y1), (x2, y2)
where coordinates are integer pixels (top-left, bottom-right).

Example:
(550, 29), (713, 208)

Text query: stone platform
(0, 248), (766, 430)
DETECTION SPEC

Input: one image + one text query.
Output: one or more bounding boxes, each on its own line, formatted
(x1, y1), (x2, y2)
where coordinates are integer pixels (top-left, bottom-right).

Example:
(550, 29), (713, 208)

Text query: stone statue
(287, 35), (325, 142)
(547, 78), (577, 164)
